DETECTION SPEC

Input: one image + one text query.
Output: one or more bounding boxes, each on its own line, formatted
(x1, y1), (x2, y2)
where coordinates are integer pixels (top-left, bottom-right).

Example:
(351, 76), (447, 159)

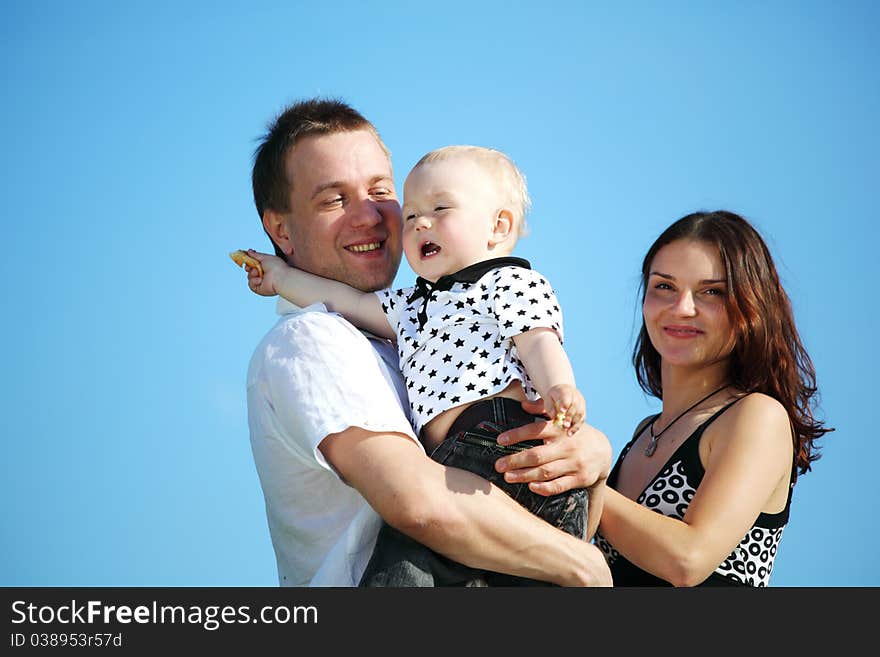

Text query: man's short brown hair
(251, 98), (390, 256)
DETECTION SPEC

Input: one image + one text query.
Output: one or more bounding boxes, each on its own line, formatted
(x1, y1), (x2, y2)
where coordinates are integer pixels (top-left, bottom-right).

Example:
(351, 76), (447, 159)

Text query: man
(245, 98), (612, 586)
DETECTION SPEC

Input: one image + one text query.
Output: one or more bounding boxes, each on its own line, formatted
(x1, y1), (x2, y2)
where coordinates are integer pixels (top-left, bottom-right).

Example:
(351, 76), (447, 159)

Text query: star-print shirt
(375, 257), (564, 436)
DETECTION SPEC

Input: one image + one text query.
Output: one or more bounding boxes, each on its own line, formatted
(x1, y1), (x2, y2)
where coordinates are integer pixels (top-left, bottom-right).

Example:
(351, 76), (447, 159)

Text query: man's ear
(488, 209), (515, 249)
(262, 209), (294, 257)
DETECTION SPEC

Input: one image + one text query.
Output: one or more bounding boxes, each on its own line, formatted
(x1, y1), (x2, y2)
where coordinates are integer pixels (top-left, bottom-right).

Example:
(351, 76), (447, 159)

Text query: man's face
(281, 130), (403, 292)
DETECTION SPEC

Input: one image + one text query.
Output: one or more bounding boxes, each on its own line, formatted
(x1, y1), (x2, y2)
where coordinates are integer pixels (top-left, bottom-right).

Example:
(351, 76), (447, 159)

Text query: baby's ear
(489, 209), (515, 248)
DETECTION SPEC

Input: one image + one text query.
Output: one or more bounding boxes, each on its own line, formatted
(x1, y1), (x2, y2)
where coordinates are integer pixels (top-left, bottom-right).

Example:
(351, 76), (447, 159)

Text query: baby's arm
(512, 328), (586, 435)
(245, 250), (394, 340)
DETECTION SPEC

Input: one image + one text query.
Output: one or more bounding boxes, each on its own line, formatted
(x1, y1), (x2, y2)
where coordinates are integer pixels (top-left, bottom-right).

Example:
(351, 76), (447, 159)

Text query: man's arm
(319, 427), (611, 586)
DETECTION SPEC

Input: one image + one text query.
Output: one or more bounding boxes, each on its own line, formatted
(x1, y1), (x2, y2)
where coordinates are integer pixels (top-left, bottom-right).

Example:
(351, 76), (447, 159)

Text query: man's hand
(494, 398), (611, 497)
(243, 249), (289, 297)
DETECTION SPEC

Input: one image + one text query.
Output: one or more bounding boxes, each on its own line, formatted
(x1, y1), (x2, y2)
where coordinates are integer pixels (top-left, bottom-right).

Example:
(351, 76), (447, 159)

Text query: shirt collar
(406, 257), (531, 329)
(414, 256), (531, 290)
(276, 297), (326, 315)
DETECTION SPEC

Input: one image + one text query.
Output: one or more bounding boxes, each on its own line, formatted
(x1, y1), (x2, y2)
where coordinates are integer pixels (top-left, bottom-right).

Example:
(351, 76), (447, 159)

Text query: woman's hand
(495, 398), (611, 496)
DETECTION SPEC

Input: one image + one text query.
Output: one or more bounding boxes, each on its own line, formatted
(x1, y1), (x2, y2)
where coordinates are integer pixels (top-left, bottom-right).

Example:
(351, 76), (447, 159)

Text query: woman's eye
(434, 206), (448, 212)
(654, 282), (673, 290)
(705, 287), (726, 296)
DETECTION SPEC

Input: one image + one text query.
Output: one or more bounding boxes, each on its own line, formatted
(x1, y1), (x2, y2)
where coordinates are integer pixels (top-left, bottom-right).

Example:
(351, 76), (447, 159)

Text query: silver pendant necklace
(644, 385), (728, 457)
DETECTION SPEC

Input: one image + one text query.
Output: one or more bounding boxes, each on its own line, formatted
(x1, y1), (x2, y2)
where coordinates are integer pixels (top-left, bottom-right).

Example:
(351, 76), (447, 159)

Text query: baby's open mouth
(421, 242), (441, 257)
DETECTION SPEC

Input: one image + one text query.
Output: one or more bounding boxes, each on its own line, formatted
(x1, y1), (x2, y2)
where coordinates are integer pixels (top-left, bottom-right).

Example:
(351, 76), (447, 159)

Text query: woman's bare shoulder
(711, 392), (792, 452)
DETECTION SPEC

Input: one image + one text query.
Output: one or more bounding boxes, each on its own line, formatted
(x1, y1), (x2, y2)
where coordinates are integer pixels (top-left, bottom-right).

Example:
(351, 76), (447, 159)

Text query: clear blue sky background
(2, 1), (876, 586)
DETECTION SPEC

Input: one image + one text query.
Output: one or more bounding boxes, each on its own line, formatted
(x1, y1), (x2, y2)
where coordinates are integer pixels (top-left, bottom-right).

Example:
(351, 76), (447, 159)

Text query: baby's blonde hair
(414, 145), (531, 237)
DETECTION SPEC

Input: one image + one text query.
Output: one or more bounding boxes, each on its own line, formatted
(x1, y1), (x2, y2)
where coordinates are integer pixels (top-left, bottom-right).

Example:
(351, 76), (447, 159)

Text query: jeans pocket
(543, 489), (588, 539)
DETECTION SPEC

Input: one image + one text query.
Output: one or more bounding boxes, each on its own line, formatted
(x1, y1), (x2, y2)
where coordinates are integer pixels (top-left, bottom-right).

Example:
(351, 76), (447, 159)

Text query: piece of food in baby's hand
(554, 410), (566, 429)
(230, 250), (263, 277)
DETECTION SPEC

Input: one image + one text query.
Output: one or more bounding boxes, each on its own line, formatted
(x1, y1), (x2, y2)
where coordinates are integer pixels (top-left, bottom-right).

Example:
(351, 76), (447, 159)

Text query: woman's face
(643, 239), (735, 369)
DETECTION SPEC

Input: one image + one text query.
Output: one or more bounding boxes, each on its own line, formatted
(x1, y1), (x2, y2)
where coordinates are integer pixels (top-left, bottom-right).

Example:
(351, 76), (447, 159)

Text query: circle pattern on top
(627, 459), (784, 586)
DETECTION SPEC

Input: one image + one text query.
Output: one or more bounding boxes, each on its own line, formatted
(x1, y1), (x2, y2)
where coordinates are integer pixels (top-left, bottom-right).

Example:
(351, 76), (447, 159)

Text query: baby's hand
(545, 384), (587, 436)
(240, 249), (289, 297)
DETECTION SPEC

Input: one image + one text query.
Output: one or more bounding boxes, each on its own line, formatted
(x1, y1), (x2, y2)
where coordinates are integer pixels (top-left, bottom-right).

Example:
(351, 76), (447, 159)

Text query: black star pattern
(378, 266), (562, 434)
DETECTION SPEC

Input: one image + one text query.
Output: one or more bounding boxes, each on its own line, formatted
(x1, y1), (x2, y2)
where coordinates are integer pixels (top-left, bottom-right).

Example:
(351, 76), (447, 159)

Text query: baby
(244, 145), (592, 586)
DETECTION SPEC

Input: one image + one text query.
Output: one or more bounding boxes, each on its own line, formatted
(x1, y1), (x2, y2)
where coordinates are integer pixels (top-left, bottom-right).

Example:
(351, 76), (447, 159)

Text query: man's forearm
(322, 428), (610, 586)
(402, 461), (611, 586)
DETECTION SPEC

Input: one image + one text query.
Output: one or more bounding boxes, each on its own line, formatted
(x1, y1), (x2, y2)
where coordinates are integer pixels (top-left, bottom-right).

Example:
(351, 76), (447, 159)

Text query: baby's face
(401, 157), (509, 282)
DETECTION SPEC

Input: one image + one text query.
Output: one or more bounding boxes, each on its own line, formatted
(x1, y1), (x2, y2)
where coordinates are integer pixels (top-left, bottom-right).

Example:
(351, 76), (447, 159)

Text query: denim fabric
(359, 397), (588, 587)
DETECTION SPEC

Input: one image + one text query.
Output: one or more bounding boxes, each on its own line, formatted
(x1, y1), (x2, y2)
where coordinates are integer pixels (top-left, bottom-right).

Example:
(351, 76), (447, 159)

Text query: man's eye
(323, 196), (344, 207)
(405, 213), (417, 221)
(372, 188), (392, 198)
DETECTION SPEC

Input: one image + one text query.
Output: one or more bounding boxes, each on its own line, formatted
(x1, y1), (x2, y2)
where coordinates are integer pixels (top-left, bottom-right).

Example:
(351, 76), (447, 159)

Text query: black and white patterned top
(375, 257), (563, 435)
(594, 398), (796, 587)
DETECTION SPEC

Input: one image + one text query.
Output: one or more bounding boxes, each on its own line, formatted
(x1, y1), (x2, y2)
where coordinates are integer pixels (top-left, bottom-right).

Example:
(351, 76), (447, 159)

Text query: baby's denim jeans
(359, 397), (589, 587)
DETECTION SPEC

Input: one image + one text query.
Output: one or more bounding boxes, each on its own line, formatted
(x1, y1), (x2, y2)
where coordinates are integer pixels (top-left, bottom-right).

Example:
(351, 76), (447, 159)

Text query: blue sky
(2, 1), (876, 586)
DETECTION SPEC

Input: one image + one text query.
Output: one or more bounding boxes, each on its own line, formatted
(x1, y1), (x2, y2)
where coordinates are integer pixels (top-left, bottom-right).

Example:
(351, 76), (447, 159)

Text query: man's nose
(348, 197), (383, 228)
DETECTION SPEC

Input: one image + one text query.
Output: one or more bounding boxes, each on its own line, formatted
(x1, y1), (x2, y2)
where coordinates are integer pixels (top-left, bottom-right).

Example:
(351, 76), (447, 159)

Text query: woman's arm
(494, 406), (611, 540)
(598, 393), (793, 586)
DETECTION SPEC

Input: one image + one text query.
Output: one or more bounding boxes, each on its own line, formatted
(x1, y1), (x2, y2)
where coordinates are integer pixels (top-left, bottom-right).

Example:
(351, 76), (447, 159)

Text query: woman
(594, 210), (832, 586)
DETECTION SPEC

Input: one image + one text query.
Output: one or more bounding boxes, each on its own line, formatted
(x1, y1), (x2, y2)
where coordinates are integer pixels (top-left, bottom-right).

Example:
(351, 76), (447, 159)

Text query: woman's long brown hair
(633, 210), (833, 475)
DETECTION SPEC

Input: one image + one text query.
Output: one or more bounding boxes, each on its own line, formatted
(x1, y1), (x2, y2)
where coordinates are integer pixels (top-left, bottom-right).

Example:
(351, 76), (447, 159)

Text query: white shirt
(376, 259), (564, 435)
(247, 298), (420, 586)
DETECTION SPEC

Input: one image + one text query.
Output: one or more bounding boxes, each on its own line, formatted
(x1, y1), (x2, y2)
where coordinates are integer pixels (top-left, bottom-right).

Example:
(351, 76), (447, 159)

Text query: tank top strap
(686, 394), (749, 443)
